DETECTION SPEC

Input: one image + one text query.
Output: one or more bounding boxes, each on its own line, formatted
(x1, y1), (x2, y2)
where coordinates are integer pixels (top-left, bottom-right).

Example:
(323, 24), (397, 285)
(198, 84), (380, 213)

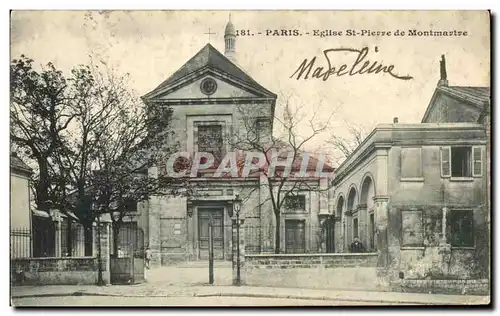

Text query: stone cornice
(333, 123), (486, 185)
(143, 66), (277, 101)
(147, 97), (276, 106)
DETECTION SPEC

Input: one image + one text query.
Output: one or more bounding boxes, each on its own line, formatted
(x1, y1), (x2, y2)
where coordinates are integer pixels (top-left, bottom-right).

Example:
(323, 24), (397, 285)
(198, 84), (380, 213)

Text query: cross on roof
(204, 27), (216, 43)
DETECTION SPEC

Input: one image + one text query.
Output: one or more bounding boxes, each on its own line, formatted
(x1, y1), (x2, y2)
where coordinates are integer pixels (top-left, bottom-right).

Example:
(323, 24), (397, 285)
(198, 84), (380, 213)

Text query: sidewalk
(11, 283), (490, 305)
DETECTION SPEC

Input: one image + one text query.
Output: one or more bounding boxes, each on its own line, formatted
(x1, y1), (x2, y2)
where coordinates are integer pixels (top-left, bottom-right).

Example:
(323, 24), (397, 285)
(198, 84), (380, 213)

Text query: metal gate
(110, 224), (145, 284)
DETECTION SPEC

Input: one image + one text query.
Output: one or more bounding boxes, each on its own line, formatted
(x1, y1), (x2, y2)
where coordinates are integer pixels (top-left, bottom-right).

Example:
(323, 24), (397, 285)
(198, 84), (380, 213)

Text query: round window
(200, 78), (217, 95)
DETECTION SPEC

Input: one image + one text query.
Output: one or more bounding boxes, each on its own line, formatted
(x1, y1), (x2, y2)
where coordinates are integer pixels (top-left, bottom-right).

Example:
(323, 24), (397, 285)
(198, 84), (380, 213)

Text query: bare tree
(228, 92), (335, 254)
(11, 55), (180, 255)
(326, 121), (370, 165)
(61, 60), (179, 256)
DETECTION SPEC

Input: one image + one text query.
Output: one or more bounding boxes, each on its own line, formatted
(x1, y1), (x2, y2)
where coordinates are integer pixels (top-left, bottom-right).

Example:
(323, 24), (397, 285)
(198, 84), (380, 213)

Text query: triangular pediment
(143, 44), (276, 101)
(421, 86), (490, 123)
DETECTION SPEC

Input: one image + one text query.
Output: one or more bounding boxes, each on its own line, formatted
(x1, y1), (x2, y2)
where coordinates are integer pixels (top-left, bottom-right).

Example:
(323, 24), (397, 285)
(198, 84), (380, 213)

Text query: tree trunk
(274, 212), (281, 254)
(36, 159), (50, 211)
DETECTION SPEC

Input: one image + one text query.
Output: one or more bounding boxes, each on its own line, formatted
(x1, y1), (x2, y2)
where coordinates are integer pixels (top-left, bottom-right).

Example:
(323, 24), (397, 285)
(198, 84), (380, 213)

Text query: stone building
(139, 18), (333, 266)
(10, 152), (33, 258)
(332, 55), (490, 283)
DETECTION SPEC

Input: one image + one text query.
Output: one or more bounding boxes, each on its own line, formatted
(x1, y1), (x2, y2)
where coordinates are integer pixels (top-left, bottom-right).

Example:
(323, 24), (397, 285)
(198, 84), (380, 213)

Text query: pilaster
(373, 195), (390, 286)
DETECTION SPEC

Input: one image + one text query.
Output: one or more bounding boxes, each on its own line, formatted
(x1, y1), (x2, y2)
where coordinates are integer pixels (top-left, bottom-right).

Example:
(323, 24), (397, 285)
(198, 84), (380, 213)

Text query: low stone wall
(11, 257), (99, 285)
(397, 279), (490, 295)
(246, 253), (378, 268)
(245, 253), (381, 290)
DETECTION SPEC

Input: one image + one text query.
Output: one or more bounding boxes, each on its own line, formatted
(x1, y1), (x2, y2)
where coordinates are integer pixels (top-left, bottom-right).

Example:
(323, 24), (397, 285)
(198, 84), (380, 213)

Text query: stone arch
(359, 172), (376, 209)
(336, 194), (345, 218)
(346, 185), (358, 212)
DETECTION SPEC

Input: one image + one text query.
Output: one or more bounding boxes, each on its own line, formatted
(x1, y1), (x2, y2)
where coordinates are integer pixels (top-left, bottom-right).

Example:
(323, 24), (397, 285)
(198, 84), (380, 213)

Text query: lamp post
(233, 194), (242, 286)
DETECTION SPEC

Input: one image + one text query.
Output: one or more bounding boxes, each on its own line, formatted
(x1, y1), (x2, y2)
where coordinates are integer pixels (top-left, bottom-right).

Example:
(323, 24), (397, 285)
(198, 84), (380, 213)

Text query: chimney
(438, 54), (449, 86)
(393, 117), (399, 124)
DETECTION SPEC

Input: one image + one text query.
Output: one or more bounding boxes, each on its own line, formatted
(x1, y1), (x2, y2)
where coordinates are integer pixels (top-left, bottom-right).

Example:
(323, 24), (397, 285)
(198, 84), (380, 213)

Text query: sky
(10, 10), (490, 164)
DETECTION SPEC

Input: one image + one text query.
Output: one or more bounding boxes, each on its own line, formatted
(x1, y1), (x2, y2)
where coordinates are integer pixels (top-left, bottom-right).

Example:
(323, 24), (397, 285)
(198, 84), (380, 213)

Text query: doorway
(285, 219), (306, 254)
(198, 208), (224, 260)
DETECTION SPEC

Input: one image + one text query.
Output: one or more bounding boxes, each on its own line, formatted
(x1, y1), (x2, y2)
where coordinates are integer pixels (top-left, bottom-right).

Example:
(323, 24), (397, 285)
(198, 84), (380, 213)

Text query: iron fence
(10, 223), (95, 259)
(243, 223), (332, 254)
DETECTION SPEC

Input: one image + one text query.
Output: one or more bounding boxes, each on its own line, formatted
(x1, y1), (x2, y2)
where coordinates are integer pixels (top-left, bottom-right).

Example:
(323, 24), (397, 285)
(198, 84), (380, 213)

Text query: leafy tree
(10, 55), (75, 212)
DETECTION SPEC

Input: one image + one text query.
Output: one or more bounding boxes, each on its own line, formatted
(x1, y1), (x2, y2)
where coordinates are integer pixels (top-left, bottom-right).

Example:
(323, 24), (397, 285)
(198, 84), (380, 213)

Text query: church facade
(139, 19), (334, 266)
(132, 18), (489, 285)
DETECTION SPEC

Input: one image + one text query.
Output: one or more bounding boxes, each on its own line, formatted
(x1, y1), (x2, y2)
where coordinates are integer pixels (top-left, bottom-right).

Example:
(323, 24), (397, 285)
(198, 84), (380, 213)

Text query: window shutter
(472, 146), (483, 177)
(441, 146), (451, 177)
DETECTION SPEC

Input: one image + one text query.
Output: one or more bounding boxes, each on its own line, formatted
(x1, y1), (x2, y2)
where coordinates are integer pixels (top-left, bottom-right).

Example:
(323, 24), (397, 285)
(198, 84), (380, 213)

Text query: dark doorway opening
(285, 219), (306, 254)
(198, 208), (224, 260)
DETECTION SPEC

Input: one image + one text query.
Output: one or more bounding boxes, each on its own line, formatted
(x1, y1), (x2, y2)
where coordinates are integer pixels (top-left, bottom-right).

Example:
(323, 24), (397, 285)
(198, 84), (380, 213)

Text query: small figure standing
(145, 247), (152, 269)
(350, 237), (365, 253)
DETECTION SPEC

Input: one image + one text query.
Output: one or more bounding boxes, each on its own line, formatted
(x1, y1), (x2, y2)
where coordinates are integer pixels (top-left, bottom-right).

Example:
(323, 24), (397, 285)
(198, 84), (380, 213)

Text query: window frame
(450, 146), (472, 178)
(448, 209), (475, 248)
(400, 146), (424, 181)
(441, 145), (483, 180)
(401, 210), (425, 247)
(283, 194), (307, 212)
(196, 123), (225, 163)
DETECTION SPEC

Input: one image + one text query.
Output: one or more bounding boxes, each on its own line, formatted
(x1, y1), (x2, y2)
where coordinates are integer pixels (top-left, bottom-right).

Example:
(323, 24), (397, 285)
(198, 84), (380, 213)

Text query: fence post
(130, 240), (135, 284)
(208, 223), (214, 285)
(97, 218), (111, 285)
(232, 218), (246, 286)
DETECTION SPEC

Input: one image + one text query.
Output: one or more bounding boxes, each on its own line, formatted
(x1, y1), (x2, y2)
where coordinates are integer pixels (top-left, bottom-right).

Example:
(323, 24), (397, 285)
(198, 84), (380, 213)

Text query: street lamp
(233, 194), (243, 286)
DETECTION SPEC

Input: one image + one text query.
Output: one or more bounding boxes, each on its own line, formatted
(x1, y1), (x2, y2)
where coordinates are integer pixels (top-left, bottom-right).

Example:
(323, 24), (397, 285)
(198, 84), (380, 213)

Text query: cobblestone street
(13, 295), (413, 307)
(11, 264), (490, 307)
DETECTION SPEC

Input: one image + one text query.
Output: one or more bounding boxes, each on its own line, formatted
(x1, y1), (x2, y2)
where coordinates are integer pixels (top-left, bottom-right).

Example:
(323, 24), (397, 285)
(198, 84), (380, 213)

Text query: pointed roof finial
(438, 54), (449, 87)
(225, 14), (235, 37)
(440, 55), (447, 81)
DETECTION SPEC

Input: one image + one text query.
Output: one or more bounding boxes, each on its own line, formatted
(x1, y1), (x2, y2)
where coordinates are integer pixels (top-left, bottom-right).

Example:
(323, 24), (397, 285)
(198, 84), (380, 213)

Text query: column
(373, 195), (389, 285)
(259, 176), (274, 253)
(51, 211), (63, 257)
(232, 218), (246, 286)
(357, 204), (368, 248)
(148, 196), (161, 267)
(98, 220), (111, 285)
(334, 216), (343, 253)
(344, 211), (352, 250)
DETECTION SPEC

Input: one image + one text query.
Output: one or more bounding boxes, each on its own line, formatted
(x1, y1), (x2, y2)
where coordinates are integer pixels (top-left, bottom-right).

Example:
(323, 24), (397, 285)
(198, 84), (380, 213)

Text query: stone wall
(397, 279), (489, 295)
(245, 253), (381, 290)
(246, 253), (378, 268)
(11, 257), (99, 285)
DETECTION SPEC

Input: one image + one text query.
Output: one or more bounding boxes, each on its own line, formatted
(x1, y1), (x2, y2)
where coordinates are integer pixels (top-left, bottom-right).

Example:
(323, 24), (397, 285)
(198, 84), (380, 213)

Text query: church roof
(146, 44), (275, 98)
(10, 152), (32, 175)
(421, 85), (490, 123)
(438, 86), (490, 107)
(225, 20), (235, 36)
